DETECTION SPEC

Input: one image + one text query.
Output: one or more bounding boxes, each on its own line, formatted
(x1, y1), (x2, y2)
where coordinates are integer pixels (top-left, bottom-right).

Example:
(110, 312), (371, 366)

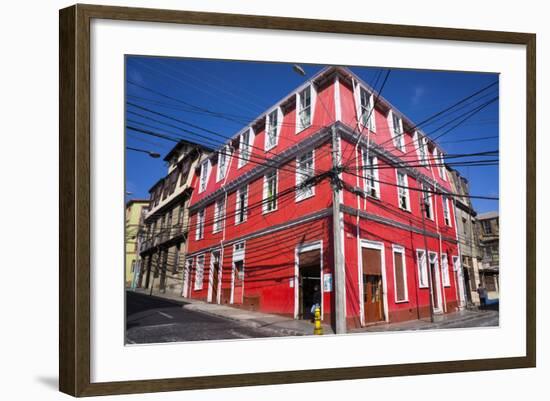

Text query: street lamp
(292, 64), (306, 76)
(126, 146), (161, 158)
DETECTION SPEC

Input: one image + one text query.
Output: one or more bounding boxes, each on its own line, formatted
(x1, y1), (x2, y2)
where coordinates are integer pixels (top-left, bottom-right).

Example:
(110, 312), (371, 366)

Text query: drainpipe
(217, 146), (234, 305)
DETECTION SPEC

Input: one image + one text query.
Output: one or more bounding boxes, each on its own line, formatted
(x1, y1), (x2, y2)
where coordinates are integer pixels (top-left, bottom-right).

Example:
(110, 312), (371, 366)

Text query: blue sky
(125, 56), (499, 213)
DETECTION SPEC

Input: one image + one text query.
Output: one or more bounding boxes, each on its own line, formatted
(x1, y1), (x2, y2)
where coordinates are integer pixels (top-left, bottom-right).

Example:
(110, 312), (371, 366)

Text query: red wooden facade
(183, 66), (460, 329)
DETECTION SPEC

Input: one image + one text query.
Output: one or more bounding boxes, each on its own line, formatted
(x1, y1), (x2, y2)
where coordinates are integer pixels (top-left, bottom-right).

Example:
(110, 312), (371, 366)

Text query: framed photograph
(59, 4), (536, 397)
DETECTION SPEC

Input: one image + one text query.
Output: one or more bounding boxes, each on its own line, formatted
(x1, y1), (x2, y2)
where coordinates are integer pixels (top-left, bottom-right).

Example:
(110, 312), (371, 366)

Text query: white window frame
(263, 170), (278, 213)
(216, 145), (230, 182)
(296, 85), (316, 133)
(361, 150), (380, 199)
(388, 110), (405, 151)
(238, 128), (253, 168)
(443, 196), (452, 227)
(416, 249), (429, 288)
(428, 251), (443, 313)
(396, 171), (411, 211)
(198, 160), (210, 193)
(434, 148), (448, 181)
(265, 108), (281, 151)
(422, 183), (434, 220)
(231, 242), (246, 304)
(355, 85), (376, 132)
(194, 254), (205, 291)
(195, 209), (205, 240)
(295, 149), (315, 202)
(392, 244), (409, 303)
(415, 132), (428, 165)
(213, 198), (225, 233)
(235, 185), (248, 225)
(441, 253), (451, 287)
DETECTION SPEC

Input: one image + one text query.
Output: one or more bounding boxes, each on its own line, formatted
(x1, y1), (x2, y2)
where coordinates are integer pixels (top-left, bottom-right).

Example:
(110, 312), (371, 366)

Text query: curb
(182, 305), (321, 337)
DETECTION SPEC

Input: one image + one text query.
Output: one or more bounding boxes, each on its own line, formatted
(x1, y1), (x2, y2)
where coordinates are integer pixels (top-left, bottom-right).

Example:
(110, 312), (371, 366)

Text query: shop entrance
(297, 247), (321, 320)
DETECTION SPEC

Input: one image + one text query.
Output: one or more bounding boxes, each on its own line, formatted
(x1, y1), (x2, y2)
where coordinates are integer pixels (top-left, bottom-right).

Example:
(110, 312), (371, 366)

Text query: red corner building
(184, 66), (462, 330)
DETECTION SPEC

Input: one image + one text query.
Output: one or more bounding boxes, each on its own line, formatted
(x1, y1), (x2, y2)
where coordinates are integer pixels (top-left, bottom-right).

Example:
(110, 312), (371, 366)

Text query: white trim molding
(391, 244), (409, 303)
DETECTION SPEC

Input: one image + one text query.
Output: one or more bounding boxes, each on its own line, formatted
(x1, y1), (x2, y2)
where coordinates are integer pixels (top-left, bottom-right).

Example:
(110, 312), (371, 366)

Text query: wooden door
(362, 247), (384, 323)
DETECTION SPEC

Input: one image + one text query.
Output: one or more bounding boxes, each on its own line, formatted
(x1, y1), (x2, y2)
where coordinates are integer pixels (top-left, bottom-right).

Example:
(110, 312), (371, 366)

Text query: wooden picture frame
(59, 3), (536, 397)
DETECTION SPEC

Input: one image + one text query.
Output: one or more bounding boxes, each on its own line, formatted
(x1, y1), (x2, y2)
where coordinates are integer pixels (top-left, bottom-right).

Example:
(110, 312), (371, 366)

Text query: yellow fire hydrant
(313, 306), (323, 335)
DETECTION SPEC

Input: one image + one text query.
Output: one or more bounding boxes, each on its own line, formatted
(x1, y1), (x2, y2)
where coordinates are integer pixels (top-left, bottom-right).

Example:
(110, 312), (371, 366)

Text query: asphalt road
(126, 291), (280, 344)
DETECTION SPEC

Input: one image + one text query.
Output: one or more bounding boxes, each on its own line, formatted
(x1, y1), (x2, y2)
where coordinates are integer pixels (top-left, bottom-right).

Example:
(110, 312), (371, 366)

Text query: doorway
(296, 243), (322, 320)
(182, 259), (192, 298)
(428, 252), (443, 313)
(232, 260), (244, 304)
(453, 256), (466, 309)
(361, 245), (385, 323)
(210, 251), (221, 303)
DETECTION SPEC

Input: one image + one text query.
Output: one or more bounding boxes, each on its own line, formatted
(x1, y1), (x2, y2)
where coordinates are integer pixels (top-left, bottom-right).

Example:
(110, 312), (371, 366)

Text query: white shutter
(310, 84), (317, 124)
(295, 92), (300, 133)
(387, 109), (395, 138)
(353, 79), (361, 124)
(369, 94), (377, 132)
(277, 107), (283, 138)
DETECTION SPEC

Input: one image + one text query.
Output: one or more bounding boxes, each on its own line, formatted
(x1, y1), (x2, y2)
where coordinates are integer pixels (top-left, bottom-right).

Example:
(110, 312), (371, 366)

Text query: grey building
(447, 168), (482, 307)
(138, 140), (212, 297)
(476, 211), (500, 299)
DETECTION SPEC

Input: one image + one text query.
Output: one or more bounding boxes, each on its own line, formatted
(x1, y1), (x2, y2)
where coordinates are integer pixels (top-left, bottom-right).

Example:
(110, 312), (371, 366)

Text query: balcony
(139, 224), (189, 254)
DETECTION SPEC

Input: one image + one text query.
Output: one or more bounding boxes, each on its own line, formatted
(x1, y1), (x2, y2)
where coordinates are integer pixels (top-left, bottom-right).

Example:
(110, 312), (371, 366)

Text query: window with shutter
(213, 198), (225, 233)
(297, 86), (312, 132)
(422, 183), (433, 219)
(296, 150), (314, 201)
(235, 185), (248, 224)
(263, 170), (277, 213)
(396, 172), (410, 211)
(441, 253), (450, 287)
(195, 209), (205, 240)
(195, 255), (205, 290)
(362, 151), (380, 198)
(239, 129), (252, 167)
(393, 246), (408, 302)
(359, 87), (376, 131)
(266, 109), (279, 150)
(416, 250), (429, 288)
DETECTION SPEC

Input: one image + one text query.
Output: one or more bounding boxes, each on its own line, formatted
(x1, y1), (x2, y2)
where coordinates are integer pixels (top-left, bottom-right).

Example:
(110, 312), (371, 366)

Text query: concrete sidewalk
(351, 309), (499, 333)
(130, 288), (334, 337)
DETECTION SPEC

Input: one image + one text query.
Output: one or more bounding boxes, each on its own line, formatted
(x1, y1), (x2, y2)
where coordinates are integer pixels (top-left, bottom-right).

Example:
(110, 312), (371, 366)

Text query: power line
(344, 167), (499, 200)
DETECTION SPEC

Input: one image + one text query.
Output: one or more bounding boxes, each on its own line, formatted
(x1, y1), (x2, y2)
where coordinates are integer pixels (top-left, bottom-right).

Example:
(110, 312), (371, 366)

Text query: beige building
(476, 211), (500, 299)
(447, 168), (482, 307)
(138, 140), (212, 296)
(125, 200), (149, 288)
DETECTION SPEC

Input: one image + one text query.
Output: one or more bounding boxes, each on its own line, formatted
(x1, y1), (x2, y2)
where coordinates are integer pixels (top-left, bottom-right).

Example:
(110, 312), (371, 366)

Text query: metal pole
(331, 125), (346, 334)
(419, 195), (435, 323)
